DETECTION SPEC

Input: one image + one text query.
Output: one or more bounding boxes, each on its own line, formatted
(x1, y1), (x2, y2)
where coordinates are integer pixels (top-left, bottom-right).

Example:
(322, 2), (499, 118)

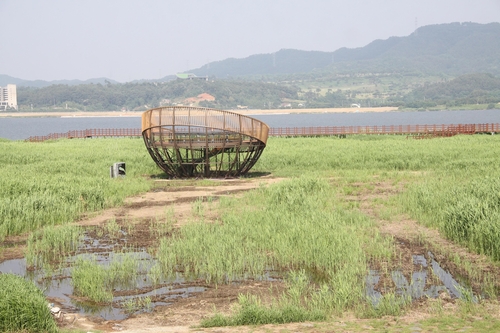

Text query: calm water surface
(0, 109), (499, 140)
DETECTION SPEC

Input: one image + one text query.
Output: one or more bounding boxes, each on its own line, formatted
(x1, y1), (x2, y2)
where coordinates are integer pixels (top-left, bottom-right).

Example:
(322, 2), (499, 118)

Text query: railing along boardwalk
(26, 128), (143, 142)
(268, 123), (499, 137)
(25, 123), (500, 142)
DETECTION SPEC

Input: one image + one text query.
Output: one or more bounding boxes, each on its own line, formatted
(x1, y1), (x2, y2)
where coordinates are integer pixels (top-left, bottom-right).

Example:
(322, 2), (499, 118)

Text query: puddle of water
(5, 226), (476, 319)
(0, 226), (213, 321)
(0, 227), (283, 321)
(366, 269), (382, 305)
(0, 255), (208, 320)
(413, 254), (427, 267)
(427, 251), (470, 299)
(366, 252), (474, 304)
(0, 258), (26, 275)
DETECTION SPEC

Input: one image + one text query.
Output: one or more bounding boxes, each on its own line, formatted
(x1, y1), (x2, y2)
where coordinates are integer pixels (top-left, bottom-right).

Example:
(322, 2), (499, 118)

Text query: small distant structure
(176, 73), (208, 81)
(0, 84), (17, 111)
(237, 105), (248, 109)
(196, 93), (215, 101)
(351, 103), (361, 108)
(160, 98), (171, 106)
(184, 93), (215, 106)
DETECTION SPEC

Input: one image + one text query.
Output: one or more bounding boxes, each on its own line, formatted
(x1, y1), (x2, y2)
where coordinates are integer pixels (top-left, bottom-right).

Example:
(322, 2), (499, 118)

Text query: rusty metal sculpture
(142, 106), (269, 178)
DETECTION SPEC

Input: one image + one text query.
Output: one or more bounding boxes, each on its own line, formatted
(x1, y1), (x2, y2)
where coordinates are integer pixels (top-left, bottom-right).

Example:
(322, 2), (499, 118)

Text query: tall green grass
(0, 274), (58, 333)
(258, 135), (500, 261)
(72, 252), (142, 303)
(401, 175), (500, 260)
(201, 271), (326, 327)
(255, 135), (500, 177)
(72, 257), (114, 302)
(26, 224), (83, 269)
(158, 176), (393, 321)
(3, 134), (500, 326)
(0, 138), (157, 239)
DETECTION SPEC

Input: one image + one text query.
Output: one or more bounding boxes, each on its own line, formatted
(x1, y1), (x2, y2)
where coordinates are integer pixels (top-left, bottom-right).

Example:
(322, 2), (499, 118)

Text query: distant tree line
(16, 73), (500, 112)
(17, 79), (299, 111)
(402, 73), (500, 108)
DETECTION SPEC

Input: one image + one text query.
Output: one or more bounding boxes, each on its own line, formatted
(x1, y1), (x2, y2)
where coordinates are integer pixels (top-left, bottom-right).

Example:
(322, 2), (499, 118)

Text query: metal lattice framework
(142, 106), (269, 178)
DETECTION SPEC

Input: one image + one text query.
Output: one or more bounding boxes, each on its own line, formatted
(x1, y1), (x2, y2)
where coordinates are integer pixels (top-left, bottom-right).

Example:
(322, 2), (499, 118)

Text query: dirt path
(77, 177), (282, 228)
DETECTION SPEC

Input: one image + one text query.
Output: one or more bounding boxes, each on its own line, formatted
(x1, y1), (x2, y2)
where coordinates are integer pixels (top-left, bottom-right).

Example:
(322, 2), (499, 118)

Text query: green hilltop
(189, 22), (500, 78)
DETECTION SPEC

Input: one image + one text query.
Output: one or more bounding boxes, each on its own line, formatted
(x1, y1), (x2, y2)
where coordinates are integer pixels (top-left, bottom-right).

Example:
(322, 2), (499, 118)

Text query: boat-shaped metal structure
(142, 106), (269, 178)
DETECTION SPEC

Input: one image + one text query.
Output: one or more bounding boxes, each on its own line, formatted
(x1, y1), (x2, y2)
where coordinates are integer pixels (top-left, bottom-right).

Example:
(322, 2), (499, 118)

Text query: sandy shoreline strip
(0, 107), (398, 118)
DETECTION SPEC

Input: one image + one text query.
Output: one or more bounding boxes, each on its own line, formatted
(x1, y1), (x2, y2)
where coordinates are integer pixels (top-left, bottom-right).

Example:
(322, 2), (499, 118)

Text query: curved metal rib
(142, 106), (269, 178)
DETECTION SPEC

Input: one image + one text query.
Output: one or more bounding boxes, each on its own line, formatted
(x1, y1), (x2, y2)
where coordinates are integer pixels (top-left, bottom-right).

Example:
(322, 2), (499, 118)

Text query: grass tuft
(0, 274), (58, 333)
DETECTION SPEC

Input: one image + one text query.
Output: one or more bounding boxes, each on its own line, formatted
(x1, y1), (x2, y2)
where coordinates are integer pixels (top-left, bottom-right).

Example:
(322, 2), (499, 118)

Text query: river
(0, 109), (499, 140)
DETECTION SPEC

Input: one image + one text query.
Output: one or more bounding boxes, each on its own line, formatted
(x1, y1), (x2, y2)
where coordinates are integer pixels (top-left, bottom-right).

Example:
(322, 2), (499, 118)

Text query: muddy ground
(2, 175), (500, 333)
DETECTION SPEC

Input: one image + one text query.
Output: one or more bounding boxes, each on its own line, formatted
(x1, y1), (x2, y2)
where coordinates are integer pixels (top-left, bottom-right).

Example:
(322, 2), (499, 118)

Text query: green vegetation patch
(159, 176), (394, 325)
(26, 224), (83, 269)
(0, 274), (58, 333)
(0, 138), (157, 239)
(3, 134), (500, 328)
(402, 175), (500, 261)
(71, 252), (143, 303)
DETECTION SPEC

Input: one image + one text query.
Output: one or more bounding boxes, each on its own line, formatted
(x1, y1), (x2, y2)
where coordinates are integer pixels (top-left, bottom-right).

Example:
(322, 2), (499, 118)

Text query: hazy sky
(1, 0), (499, 82)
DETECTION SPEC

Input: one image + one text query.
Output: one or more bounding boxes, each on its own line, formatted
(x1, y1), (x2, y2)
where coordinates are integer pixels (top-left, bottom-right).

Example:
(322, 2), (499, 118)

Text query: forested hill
(191, 49), (335, 77)
(189, 22), (500, 78)
(17, 80), (298, 111)
(0, 74), (120, 88)
(404, 73), (500, 107)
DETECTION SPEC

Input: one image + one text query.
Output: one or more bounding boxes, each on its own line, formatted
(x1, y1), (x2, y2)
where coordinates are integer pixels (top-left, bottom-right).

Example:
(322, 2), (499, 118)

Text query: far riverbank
(0, 107), (398, 118)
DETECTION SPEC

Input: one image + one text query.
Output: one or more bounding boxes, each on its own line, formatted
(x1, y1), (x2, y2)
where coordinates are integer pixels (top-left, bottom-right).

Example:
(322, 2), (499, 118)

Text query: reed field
(0, 273), (59, 333)
(0, 138), (158, 239)
(1, 134), (500, 331)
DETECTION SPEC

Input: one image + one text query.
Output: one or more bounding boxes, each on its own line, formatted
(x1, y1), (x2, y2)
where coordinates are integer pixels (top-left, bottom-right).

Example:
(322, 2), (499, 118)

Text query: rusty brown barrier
(25, 123), (500, 142)
(141, 106), (269, 178)
(268, 123), (500, 136)
(26, 128), (143, 142)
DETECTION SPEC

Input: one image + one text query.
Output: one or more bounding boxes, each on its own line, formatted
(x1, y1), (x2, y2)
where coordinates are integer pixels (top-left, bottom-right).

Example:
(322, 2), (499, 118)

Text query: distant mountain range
(188, 22), (500, 78)
(0, 75), (120, 88)
(2, 22), (499, 87)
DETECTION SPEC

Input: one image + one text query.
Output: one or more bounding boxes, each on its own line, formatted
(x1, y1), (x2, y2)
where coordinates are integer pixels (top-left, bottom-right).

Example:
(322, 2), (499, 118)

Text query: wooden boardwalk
(268, 124), (499, 137)
(25, 123), (500, 142)
(26, 128), (143, 142)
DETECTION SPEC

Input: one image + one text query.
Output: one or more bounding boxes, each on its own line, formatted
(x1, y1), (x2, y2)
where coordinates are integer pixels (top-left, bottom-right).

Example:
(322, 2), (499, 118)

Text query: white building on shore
(0, 84), (17, 110)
